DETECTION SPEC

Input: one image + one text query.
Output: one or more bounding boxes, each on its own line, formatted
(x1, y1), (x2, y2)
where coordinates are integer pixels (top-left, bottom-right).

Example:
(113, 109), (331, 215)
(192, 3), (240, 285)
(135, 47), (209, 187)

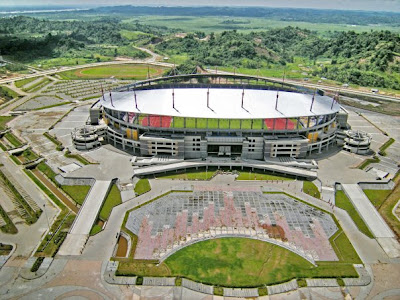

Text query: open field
(378, 178), (400, 239)
(236, 171), (291, 181)
(118, 237), (358, 287)
(364, 189), (392, 208)
(59, 64), (168, 80)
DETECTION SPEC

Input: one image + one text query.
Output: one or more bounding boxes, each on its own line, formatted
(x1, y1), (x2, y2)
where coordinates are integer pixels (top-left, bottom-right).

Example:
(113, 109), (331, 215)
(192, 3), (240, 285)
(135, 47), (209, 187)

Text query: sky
(1, 0), (400, 12)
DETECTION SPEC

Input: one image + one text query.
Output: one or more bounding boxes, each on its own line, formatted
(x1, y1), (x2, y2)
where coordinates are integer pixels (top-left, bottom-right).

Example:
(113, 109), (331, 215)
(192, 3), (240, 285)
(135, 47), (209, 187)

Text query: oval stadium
(82, 74), (347, 161)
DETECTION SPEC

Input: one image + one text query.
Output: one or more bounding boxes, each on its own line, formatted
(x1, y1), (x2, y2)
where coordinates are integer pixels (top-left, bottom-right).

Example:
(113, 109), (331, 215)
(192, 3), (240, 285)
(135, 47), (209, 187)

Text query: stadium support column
(275, 91), (279, 110)
(172, 88), (175, 110)
(134, 90), (138, 110)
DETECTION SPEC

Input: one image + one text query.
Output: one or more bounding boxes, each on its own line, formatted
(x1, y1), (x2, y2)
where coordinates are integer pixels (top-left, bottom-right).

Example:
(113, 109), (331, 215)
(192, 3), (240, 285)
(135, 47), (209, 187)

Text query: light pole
(43, 204), (51, 235)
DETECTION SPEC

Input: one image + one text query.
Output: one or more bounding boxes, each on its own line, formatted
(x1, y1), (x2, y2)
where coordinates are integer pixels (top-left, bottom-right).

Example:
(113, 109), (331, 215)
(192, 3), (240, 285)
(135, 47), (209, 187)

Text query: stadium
(86, 74), (344, 160)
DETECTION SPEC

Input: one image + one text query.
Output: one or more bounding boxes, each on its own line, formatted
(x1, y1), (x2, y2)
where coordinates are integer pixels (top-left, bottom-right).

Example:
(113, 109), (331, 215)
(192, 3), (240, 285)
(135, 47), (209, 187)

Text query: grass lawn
(303, 181), (321, 199)
(335, 191), (374, 238)
(99, 184), (122, 220)
(236, 171), (291, 181)
(117, 237), (358, 287)
(134, 179), (151, 195)
(59, 64), (168, 80)
(0, 116), (15, 130)
(364, 189), (392, 208)
(61, 185), (91, 205)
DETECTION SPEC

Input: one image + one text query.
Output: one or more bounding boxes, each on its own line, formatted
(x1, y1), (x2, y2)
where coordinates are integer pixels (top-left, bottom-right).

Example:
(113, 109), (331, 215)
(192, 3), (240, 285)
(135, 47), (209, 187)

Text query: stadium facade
(85, 74), (347, 160)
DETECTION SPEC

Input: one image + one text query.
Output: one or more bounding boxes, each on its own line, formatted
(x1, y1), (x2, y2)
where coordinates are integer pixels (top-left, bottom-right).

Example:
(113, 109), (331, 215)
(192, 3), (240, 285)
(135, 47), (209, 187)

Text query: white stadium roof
(102, 88), (340, 119)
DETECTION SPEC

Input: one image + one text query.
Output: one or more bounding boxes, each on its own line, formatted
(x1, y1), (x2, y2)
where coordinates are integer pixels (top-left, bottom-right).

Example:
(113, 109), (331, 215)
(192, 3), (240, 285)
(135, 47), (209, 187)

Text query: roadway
(1, 47), (398, 104)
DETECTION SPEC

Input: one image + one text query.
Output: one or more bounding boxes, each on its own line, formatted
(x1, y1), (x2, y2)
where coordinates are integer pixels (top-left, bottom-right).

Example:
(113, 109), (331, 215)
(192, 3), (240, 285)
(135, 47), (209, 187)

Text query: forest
(0, 16), (399, 89)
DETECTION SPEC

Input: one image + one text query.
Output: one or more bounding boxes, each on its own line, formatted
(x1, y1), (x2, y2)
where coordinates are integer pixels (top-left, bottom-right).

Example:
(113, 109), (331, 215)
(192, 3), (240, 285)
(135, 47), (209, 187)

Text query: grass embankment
(303, 181), (321, 199)
(99, 184), (122, 220)
(61, 185), (91, 206)
(25, 163), (78, 257)
(64, 150), (91, 165)
(134, 179), (151, 195)
(14, 149), (39, 164)
(364, 190), (392, 208)
(23, 77), (51, 93)
(335, 190), (374, 238)
(0, 85), (21, 101)
(0, 116), (15, 130)
(59, 64), (167, 80)
(379, 138), (395, 156)
(15, 77), (37, 88)
(117, 236), (359, 287)
(0, 204), (18, 234)
(43, 132), (64, 151)
(0, 169), (41, 224)
(370, 175), (400, 239)
(156, 168), (217, 180)
(358, 156), (380, 170)
(4, 132), (23, 148)
(236, 171), (291, 181)
(90, 184), (122, 235)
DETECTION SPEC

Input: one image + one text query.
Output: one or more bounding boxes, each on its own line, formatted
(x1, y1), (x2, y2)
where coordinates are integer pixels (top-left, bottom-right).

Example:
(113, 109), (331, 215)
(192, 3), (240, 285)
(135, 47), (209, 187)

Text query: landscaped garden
(117, 235), (360, 287)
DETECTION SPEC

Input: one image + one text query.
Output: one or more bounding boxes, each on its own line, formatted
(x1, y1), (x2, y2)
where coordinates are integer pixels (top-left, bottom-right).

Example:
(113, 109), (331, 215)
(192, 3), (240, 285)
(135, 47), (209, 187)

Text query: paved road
(207, 69), (400, 103)
(0, 47), (172, 86)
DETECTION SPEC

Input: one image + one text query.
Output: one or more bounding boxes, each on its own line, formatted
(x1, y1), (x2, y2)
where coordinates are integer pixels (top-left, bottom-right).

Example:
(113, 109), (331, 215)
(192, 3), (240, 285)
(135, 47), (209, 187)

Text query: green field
(335, 191), (374, 238)
(99, 184), (122, 220)
(59, 64), (168, 80)
(156, 168), (217, 180)
(118, 237), (359, 287)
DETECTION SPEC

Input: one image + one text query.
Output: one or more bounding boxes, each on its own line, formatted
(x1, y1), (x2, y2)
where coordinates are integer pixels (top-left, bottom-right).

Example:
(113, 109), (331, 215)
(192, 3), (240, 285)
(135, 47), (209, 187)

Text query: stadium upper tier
(102, 88), (340, 119)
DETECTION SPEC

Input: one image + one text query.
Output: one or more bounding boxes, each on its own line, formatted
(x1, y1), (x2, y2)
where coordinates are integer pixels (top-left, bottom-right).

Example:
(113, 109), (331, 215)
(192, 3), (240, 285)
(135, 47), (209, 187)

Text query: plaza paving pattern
(126, 186), (338, 262)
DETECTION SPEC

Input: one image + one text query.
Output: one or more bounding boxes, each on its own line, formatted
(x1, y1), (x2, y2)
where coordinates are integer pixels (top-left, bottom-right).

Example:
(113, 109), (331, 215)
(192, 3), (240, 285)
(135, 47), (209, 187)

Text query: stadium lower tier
(99, 110), (339, 159)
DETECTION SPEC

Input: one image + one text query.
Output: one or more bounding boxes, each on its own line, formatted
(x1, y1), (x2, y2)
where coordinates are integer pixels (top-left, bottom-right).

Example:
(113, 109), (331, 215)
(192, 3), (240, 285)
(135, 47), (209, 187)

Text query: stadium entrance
(207, 145), (242, 157)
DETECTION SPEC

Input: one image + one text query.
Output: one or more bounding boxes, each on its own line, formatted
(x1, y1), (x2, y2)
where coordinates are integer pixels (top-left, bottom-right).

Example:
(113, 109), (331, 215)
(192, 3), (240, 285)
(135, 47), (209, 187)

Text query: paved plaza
(127, 188), (338, 262)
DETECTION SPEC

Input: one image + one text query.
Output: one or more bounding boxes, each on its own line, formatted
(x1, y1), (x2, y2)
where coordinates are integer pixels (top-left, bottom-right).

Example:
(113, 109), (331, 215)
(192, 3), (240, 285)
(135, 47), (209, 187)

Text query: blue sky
(1, 0), (400, 12)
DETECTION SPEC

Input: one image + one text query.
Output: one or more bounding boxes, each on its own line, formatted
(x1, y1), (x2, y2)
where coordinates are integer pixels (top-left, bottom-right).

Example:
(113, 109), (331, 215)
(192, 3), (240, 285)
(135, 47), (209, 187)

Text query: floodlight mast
(241, 87), (245, 108)
(207, 87), (210, 108)
(172, 88), (175, 109)
(310, 89), (316, 112)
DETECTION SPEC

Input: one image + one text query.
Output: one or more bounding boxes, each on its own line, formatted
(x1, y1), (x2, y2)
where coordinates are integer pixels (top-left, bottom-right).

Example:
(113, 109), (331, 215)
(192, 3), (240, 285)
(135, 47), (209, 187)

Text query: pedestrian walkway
(59, 180), (111, 256)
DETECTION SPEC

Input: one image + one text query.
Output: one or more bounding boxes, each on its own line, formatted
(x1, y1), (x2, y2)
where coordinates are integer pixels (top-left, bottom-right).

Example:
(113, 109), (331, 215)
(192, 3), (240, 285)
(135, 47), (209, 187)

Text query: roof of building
(102, 88), (340, 119)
